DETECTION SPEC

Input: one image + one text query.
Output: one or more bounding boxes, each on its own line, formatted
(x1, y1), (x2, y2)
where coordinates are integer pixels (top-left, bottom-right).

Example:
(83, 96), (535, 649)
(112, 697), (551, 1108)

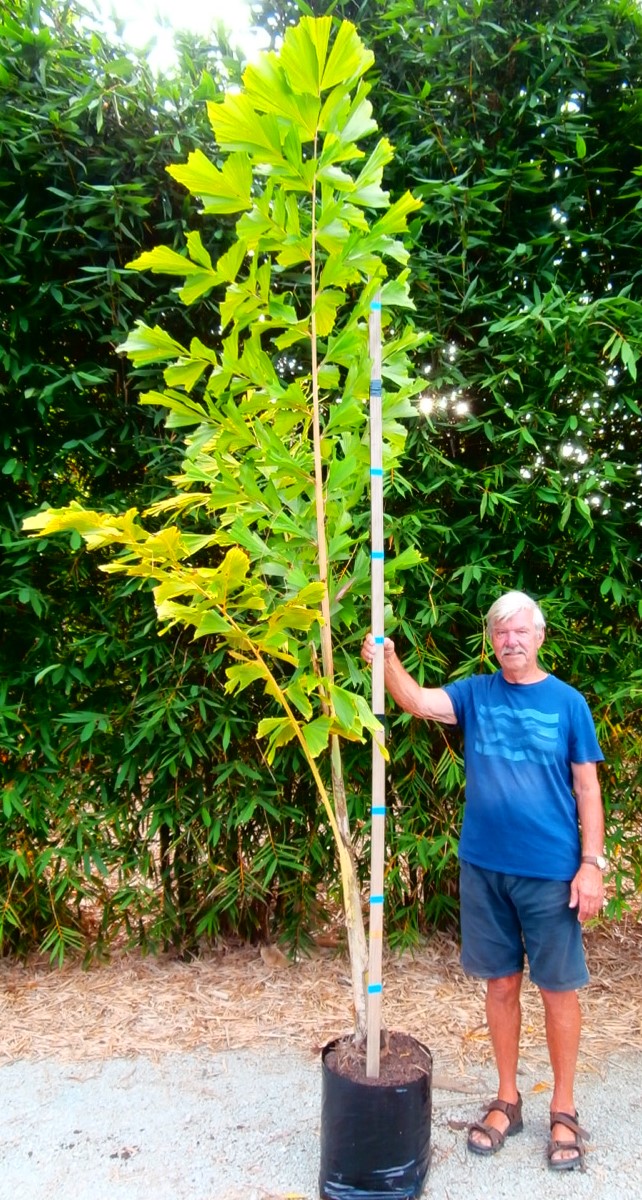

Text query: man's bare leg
(468, 972), (523, 1150)
(540, 987), (582, 1165)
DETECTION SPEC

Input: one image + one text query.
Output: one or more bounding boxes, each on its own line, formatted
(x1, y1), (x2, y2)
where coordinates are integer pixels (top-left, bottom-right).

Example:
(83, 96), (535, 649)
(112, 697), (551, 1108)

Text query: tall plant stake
(366, 291), (385, 1078)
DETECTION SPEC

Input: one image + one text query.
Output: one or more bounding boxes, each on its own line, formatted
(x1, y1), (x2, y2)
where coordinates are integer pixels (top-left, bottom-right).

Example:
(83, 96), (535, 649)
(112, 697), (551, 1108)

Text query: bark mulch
(1, 918), (639, 1083)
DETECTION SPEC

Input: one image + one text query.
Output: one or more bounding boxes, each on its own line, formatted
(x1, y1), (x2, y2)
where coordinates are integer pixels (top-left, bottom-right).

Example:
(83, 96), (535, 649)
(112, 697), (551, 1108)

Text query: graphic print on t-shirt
(474, 703), (559, 765)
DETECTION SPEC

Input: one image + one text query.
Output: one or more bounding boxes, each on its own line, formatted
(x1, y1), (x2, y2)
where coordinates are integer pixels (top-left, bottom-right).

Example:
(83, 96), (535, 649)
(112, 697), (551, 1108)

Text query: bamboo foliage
(0, 0), (254, 965)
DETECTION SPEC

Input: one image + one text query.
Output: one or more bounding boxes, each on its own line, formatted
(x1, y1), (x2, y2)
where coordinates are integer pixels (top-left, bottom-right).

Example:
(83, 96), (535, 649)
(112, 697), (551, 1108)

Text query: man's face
(490, 608), (544, 676)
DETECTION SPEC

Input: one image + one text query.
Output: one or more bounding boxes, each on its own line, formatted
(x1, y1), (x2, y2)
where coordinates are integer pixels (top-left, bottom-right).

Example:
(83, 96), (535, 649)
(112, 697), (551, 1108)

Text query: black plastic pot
(319, 1036), (432, 1200)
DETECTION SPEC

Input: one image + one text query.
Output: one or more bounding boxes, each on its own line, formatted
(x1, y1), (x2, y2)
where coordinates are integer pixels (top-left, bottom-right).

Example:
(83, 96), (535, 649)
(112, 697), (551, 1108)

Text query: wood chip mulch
(1, 918), (640, 1079)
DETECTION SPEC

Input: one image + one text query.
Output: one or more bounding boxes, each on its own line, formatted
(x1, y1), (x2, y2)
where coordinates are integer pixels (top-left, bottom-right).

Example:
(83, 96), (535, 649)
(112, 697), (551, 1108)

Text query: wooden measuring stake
(366, 291), (385, 1079)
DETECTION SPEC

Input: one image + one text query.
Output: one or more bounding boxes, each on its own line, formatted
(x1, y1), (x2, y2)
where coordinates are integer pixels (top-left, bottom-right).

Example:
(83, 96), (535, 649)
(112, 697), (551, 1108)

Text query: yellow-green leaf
(138, 389), (207, 427)
(295, 582), (327, 605)
(214, 240), (248, 285)
(167, 149), (253, 213)
(320, 20), (373, 91)
(117, 322), (187, 365)
(189, 338), (218, 365)
(163, 359), (209, 392)
(372, 191), (423, 237)
(314, 289), (344, 336)
(125, 246), (201, 277)
(178, 273), (220, 306)
(217, 546), (252, 594)
(328, 683), (359, 731)
(284, 680), (314, 719)
(338, 91), (377, 147)
(185, 230), (213, 269)
(351, 137), (394, 208)
(279, 15), (332, 97)
(257, 716), (298, 762)
(192, 610), (235, 637)
(301, 716), (333, 757)
(243, 51), (320, 139)
(381, 269), (415, 310)
(226, 662), (271, 693)
(23, 504), (144, 552)
(207, 95), (283, 162)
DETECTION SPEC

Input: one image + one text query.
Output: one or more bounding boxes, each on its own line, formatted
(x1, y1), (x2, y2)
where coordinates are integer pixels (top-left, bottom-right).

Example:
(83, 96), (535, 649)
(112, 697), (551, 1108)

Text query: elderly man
(361, 590), (605, 1171)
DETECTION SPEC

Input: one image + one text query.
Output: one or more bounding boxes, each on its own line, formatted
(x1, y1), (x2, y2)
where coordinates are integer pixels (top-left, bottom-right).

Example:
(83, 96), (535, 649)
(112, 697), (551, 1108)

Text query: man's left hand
(569, 864), (604, 922)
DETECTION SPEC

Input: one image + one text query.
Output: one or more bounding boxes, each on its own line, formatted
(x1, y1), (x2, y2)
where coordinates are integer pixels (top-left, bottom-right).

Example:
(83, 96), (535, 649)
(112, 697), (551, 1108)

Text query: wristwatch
(581, 854), (607, 870)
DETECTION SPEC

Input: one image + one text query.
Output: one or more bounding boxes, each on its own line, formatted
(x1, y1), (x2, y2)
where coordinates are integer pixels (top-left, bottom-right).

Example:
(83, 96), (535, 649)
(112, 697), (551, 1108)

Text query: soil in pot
(319, 1031), (432, 1200)
(324, 1030), (431, 1086)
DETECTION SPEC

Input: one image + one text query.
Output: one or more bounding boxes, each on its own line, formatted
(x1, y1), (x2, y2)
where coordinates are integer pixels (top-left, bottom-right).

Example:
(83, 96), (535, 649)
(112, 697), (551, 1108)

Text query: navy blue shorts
(459, 860), (589, 992)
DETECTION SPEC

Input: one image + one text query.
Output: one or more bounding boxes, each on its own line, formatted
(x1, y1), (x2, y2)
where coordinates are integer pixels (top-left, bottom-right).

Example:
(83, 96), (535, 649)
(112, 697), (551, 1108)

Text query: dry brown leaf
(260, 945), (291, 969)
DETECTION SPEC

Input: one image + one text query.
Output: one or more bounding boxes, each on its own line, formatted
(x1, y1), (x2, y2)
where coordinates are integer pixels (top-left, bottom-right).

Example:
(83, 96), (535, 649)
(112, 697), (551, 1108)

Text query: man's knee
(487, 972), (523, 1004)
(538, 986), (580, 1012)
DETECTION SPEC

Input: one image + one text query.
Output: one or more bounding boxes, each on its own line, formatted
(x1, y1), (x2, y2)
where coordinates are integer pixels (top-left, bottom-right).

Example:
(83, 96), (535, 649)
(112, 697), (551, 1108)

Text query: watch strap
(581, 854), (606, 869)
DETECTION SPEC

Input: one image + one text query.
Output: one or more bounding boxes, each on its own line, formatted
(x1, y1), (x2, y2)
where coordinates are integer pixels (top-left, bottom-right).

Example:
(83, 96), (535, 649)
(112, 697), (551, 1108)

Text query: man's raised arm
(361, 634), (457, 725)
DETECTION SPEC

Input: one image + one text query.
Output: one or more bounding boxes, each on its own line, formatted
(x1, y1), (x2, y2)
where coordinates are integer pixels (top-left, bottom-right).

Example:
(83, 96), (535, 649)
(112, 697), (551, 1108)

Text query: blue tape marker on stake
(370, 895), (384, 905)
(371, 807), (386, 816)
(370, 467), (383, 476)
(370, 301), (382, 311)
(370, 381), (382, 397)
(371, 551), (384, 559)
(368, 983), (383, 994)
(374, 637), (384, 645)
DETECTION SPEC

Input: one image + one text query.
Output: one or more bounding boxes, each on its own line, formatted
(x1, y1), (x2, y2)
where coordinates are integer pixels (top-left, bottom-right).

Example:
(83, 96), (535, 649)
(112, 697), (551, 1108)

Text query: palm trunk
(331, 734), (368, 1042)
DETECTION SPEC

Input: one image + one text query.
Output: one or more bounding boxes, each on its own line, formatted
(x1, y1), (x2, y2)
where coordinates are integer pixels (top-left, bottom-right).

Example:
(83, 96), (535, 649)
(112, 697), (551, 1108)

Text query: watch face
(596, 855), (607, 870)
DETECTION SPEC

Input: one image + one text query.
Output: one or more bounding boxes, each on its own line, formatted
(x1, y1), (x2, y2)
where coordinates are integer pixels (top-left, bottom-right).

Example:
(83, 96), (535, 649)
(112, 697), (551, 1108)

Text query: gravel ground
(3, 1044), (639, 1200)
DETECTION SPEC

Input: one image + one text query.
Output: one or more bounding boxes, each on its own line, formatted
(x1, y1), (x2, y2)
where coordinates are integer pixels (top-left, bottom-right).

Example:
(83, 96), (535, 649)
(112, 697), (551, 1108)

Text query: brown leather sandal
(467, 1093), (523, 1156)
(547, 1110), (589, 1171)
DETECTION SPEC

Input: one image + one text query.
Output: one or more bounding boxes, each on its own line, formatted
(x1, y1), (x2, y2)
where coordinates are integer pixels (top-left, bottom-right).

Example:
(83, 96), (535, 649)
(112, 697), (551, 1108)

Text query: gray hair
(485, 590), (546, 635)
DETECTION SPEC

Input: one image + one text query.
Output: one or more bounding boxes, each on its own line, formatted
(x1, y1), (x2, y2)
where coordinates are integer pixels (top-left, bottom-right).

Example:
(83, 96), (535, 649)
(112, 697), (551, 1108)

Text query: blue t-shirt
(442, 672), (604, 881)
